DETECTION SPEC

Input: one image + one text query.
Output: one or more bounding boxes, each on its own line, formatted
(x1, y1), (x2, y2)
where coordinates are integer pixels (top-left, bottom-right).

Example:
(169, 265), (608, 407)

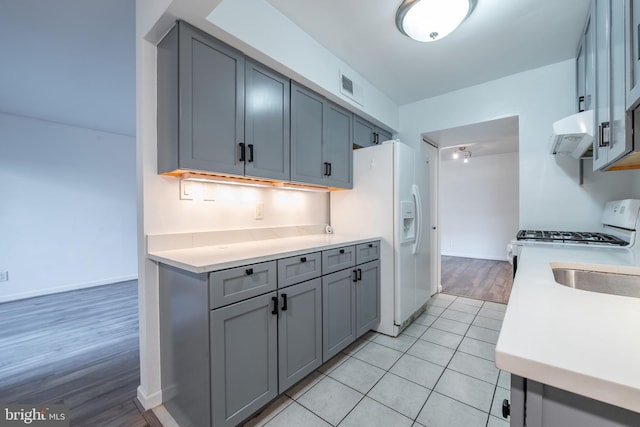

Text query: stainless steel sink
(552, 268), (640, 298)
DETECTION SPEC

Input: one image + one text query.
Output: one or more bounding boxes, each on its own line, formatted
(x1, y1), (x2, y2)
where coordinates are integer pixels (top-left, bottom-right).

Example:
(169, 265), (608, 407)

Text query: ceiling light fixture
(452, 146), (472, 162)
(396, 0), (477, 42)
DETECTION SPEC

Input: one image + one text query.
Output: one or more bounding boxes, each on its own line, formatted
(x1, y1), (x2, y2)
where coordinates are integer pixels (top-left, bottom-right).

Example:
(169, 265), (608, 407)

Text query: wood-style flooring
(0, 280), (154, 426)
(440, 256), (513, 304)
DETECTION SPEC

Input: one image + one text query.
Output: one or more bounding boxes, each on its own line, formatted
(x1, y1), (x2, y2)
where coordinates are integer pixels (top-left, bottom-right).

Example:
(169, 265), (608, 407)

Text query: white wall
(440, 152), (519, 261)
(0, 113), (137, 302)
(399, 59), (640, 231)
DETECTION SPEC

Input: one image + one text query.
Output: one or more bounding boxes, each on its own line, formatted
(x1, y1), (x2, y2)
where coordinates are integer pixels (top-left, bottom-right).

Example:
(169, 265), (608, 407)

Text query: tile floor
(244, 293), (511, 427)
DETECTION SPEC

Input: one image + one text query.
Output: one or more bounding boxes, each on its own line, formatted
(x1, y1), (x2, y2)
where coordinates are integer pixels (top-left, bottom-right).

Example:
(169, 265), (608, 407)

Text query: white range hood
(549, 110), (593, 158)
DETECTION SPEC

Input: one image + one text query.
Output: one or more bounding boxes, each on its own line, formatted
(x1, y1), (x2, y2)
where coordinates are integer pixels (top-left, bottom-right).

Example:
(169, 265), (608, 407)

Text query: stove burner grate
(516, 230), (628, 246)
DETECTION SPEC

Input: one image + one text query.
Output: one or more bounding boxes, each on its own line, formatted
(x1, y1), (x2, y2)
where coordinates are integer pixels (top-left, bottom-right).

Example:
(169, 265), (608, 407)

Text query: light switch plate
(255, 203), (264, 220)
(0, 271), (8, 282)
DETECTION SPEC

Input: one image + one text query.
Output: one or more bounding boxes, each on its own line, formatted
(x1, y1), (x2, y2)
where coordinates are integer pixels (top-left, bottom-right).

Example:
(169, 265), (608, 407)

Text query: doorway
(423, 116), (519, 304)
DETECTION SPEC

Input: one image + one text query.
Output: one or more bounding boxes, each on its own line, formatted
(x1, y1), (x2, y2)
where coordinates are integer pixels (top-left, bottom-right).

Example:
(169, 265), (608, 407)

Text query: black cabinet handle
(599, 121), (610, 147)
(352, 270), (358, 282)
(248, 144), (254, 163)
(339, 249), (345, 254)
(578, 95), (585, 112)
(271, 296), (278, 315)
(300, 257), (307, 263)
(368, 243), (373, 248)
(245, 268), (254, 275)
(328, 162), (332, 176)
(502, 399), (510, 418)
(239, 143), (246, 162)
(357, 268), (362, 281)
(281, 293), (287, 311)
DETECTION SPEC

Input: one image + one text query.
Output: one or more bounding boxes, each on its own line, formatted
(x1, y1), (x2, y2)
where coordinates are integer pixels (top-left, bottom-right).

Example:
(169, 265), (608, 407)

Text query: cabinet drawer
(277, 252), (321, 288)
(209, 261), (277, 309)
(356, 241), (380, 264)
(322, 246), (356, 275)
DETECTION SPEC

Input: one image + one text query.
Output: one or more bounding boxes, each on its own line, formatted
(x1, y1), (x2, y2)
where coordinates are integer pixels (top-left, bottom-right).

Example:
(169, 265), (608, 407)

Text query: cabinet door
(609, 0), (632, 164)
(290, 83), (325, 186)
(353, 116), (376, 148)
(322, 269), (357, 361)
(323, 102), (353, 188)
(179, 22), (245, 176)
(626, 0), (640, 109)
(278, 278), (322, 392)
(594, 0), (612, 170)
(245, 60), (290, 181)
(355, 260), (380, 338)
(210, 292), (278, 427)
(376, 127), (392, 143)
(577, 10), (595, 112)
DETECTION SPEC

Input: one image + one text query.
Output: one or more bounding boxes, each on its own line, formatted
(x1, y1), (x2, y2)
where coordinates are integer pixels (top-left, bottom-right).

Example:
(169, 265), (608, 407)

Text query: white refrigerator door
(413, 151), (432, 308)
(394, 142), (418, 325)
(329, 143), (396, 336)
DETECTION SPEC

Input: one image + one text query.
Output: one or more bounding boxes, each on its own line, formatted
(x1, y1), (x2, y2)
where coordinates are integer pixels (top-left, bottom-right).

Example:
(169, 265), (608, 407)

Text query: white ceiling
(266, 0), (591, 105)
(424, 116), (519, 160)
(0, 0), (135, 136)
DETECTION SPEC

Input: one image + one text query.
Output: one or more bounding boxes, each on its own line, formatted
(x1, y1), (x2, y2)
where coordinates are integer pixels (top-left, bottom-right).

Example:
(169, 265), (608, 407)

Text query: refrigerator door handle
(412, 184), (422, 255)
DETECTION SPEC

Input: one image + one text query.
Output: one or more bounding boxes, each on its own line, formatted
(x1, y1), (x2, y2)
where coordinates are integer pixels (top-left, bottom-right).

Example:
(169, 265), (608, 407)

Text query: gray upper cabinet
(355, 260), (380, 338)
(210, 291), (278, 427)
(290, 82), (354, 189)
(353, 115), (393, 148)
(324, 102), (353, 188)
(593, 0), (634, 171)
(245, 59), (290, 181)
(576, 8), (595, 112)
(157, 21), (245, 176)
(277, 278), (322, 392)
(290, 83), (325, 186)
(626, 0), (640, 109)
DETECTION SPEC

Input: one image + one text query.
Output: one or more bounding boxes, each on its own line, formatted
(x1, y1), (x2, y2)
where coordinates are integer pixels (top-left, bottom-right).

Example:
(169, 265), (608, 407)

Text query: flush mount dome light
(396, 0), (477, 42)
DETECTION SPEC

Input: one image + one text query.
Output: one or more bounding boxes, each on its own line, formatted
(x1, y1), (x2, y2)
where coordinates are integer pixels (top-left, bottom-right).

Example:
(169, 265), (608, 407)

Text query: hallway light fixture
(396, 0), (477, 42)
(452, 146), (472, 162)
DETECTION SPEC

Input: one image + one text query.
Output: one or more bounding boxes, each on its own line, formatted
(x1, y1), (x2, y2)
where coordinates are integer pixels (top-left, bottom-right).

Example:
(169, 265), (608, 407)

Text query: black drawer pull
(352, 270), (358, 282)
(502, 399), (510, 418)
(245, 268), (254, 276)
(339, 249), (345, 254)
(281, 293), (287, 311)
(368, 243), (373, 248)
(300, 257), (307, 263)
(271, 296), (278, 315)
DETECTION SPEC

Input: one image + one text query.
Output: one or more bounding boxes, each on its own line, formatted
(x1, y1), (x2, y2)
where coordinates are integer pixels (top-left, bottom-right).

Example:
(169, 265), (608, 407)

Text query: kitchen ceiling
(265, 0), (591, 105)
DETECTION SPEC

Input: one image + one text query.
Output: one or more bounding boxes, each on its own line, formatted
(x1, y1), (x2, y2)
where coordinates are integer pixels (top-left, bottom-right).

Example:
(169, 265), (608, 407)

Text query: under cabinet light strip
(180, 173), (330, 192)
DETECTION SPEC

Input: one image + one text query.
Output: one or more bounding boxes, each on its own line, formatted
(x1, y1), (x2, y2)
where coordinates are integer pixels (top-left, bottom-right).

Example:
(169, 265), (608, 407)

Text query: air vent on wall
(339, 71), (364, 105)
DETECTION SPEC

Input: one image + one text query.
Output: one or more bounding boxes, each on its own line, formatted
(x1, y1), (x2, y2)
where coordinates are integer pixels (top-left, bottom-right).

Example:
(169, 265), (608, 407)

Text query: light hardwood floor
(0, 280), (154, 426)
(440, 256), (513, 304)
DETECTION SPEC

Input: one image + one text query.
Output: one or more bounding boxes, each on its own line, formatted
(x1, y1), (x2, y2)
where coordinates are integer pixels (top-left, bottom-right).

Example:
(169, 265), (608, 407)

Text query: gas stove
(507, 199), (640, 276)
(515, 230), (628, 246)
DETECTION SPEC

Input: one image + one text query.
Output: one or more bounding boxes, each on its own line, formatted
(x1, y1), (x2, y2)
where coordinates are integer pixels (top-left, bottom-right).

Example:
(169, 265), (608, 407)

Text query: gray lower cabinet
(157, 20), (245, 176)
(509, 375), (640, 427)
(355, 260), (380, 337)
(322, 268), (357, 361)
(277, 278), (322, 392)
(211, 292), (278, 427)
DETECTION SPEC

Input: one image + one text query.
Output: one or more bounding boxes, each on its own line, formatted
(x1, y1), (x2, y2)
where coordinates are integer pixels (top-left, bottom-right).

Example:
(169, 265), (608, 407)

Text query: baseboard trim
(0, 275), (138, 303)
(137, 385), (163, 410)
(151, 405), (180, 427)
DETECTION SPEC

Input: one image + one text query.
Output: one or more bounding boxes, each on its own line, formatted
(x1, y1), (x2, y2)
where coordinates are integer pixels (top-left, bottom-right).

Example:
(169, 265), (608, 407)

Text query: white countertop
(496, 244), (640, 413)
(147, 233), (379, 273)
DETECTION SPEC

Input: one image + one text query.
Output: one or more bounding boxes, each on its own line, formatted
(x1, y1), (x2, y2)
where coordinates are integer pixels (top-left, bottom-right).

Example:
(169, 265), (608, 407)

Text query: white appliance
(331, 140), (431, 337)
(507, 199), (640, 275)
(549, 110), (594, 158)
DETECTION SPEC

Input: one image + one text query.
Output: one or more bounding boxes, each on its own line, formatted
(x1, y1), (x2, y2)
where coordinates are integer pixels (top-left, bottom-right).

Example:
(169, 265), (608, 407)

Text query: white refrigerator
(331, 140), (431, 337)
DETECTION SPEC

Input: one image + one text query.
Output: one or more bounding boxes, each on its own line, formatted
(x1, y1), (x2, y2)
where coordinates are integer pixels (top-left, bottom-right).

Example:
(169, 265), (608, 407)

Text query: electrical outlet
(255, 203), (264, 220)
(0, 271), (8, 282)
